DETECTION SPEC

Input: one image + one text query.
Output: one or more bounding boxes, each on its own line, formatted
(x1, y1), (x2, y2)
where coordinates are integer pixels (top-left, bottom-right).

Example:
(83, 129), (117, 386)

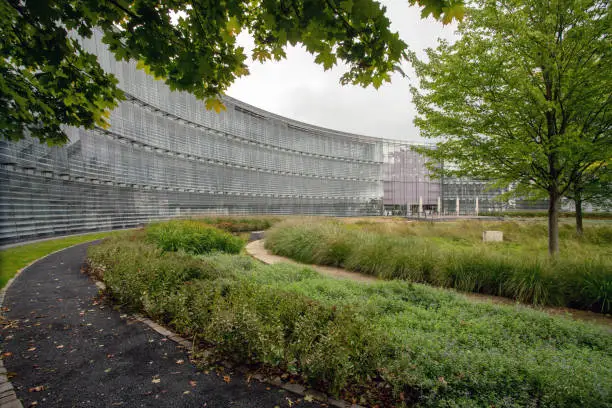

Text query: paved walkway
(245, 240), (377, 283)
(0, 242), (319, 408)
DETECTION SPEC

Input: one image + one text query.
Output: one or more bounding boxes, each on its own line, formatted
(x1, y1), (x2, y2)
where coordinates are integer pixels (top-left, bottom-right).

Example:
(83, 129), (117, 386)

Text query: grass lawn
(0, 231), (123, 289)
(265, 219), (612, 313)
(87, 222), (612, 407)
(0, 216), (281, 290)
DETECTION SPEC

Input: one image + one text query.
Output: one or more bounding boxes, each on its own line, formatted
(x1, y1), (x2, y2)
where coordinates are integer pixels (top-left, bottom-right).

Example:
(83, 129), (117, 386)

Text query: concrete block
(304, 389), (327, 402)
(483, 231), (503, 242)
(282, 383), (305, 395)
(249, 231), (265, 241)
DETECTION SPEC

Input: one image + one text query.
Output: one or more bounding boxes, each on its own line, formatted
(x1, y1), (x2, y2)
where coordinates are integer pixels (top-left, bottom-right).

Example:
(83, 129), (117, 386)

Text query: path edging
(2, 241), (364, 408)
(91, 279), (363, 408)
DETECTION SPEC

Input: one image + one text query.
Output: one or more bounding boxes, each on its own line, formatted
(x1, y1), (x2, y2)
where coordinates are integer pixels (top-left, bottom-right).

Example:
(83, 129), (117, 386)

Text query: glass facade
(0, 31), (501, 244)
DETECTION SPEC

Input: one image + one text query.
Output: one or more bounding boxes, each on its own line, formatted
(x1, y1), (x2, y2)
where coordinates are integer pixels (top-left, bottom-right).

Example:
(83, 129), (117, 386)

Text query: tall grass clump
(146, 220), (244, 254)
(265, 220), (612, 313)
(194, 216), (281, 232)
(88, 233), (612, 407)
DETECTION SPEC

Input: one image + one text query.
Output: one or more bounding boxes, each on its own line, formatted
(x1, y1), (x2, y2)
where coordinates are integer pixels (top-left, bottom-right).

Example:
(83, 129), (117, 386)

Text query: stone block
(483, 231), (503, 242)
(249, 231), (265, 241)
(304, 389), (328, 402)
(282, 383), (305, 395)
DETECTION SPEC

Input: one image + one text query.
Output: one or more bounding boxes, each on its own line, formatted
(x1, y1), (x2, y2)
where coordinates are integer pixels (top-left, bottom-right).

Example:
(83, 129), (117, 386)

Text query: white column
(437, 196), (441, 216)
(456, 197), (460, 216)
(475, 196), (479, 216)
(418, 196), (423, 215)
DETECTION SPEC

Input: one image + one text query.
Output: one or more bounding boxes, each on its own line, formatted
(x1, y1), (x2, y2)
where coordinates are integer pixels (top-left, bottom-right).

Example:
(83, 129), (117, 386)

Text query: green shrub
(88, 234), (612, 407)
(486, 210), (612, 220)
(146, 220), (244, 254)
(194, 216), (280, 232)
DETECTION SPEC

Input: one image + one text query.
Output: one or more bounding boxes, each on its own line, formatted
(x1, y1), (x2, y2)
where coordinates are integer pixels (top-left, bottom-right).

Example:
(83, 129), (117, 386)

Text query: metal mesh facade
(0, 31), (501, 244)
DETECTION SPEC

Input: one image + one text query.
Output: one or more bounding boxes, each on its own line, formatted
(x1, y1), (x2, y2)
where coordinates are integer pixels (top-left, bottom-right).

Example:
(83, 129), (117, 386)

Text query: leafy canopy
(410, 0), (611, 252)
(1, 0), (464, 144)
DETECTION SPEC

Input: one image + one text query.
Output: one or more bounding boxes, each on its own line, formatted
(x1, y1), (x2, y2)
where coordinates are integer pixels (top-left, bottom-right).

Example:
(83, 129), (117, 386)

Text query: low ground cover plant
(146, 220), (245, 254)
(265, 220), (612, 313)
(88, 228), (612, 407)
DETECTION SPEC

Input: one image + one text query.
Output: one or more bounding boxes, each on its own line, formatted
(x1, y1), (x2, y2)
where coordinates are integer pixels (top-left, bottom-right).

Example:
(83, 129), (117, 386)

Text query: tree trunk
(548, 189), (560, 256)
(575, 193), (584, 237)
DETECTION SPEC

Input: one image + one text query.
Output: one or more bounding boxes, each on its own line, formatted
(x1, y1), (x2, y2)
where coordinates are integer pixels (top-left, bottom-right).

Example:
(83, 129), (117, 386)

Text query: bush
(194, 216), (280, 232)
(88, 234), (612, 407)
(265, 220), (612, 313)
(146, 220), (245, 254)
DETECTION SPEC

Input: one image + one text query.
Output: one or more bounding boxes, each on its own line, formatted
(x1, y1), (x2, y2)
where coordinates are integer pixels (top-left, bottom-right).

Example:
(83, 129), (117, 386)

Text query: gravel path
(0, 242), (319, 408)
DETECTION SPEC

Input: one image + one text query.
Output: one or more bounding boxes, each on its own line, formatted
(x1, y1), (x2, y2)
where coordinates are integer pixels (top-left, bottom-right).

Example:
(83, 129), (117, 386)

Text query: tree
(567, 160), (611, 235)
(410, 0), (611, 255)
(1, 0), (464, 145)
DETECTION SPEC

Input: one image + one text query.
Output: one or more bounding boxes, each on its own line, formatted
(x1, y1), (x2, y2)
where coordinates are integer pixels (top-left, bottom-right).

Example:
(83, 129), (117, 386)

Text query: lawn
(264, 219), (612, 313)
(87, 221), (612, 407)
(0, 231), (123, 289)
(0, 216), (281, 290)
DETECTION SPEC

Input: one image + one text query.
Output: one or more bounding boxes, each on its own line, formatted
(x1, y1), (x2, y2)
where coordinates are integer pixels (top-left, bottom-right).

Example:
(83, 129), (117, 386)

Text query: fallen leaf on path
(223, 375), (231, 384)
(28, 385), (45, 392)
(304, 395), (314, 402)
(152, 377), (161, 384)
(27, 347), (36, 352)
(56, 345), (64, 349)
(189, 380), (197, 387)
(176, 359), (184, 365)
(2, 352), (13, 357)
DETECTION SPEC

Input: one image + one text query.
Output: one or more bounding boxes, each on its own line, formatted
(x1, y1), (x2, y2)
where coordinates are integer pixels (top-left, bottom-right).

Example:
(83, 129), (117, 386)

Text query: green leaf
(205, 97), (227, 113)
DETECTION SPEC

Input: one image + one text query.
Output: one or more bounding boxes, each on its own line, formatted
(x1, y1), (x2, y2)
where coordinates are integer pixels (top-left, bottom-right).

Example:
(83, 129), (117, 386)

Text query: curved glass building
(0, 31), (501, 244)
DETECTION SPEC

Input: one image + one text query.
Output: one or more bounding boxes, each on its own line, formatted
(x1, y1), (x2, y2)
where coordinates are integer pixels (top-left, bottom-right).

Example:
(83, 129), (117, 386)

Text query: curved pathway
(245, 240), (377, 283)
(0, 242), (320, 408)
(246, 240), (612, 329)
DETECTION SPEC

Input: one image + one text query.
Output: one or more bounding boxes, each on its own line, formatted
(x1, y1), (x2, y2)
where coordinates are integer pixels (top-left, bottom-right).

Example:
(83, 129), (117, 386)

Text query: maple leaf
(223, 375), (231, 383)
(226, 16), (240, 36)
(252, 48), (272, 63)
(205, 98), (226, 113)
(441, 4), (466, 25)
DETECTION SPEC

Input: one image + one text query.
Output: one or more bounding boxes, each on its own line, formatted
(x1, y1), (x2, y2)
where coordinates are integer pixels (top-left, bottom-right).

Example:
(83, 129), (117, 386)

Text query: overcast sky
(226, 0), (458, 142)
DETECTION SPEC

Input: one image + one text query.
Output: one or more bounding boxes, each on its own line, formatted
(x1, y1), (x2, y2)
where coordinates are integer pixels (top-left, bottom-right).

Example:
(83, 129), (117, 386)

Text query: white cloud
(226, 0), (458, 141)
